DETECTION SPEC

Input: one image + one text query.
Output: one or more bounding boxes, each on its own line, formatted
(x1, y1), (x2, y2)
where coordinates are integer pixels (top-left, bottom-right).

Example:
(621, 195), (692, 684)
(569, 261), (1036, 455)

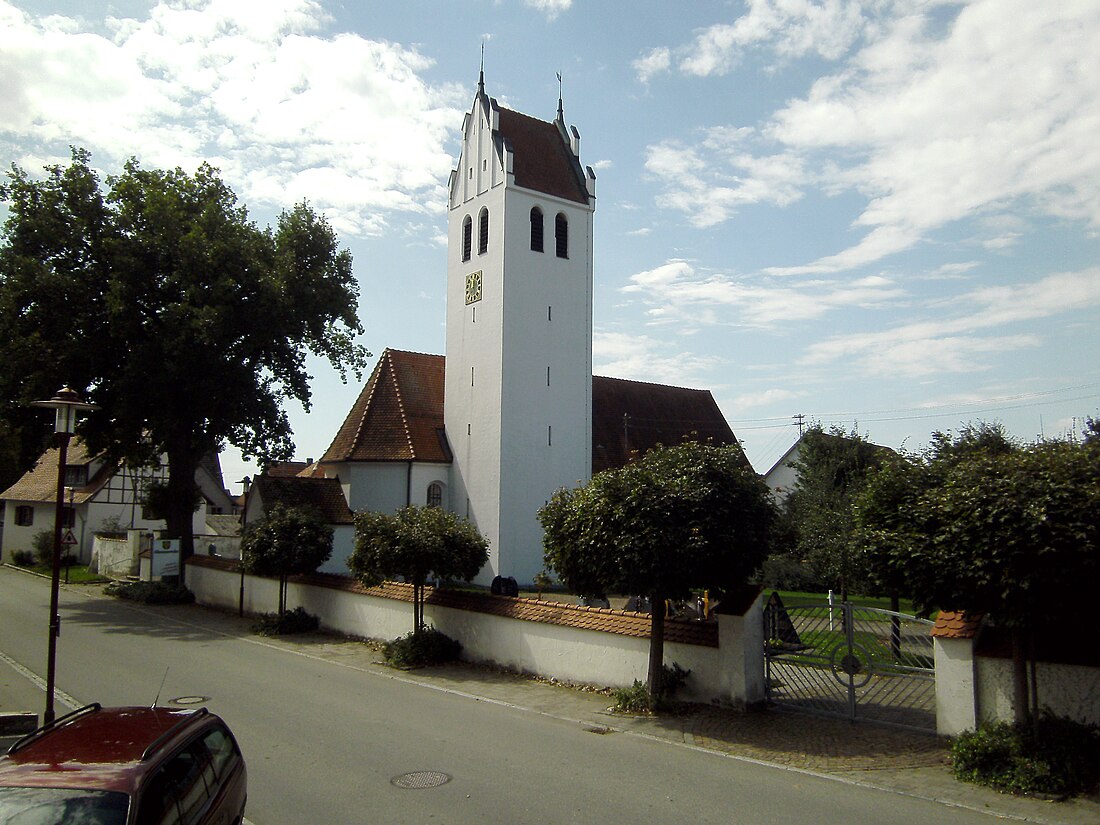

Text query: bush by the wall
(952, 713), (1100, 797)
(251, 606), (320, 636)
(382, 627), (462, 668)
(11, 550), (34, 567)
(104, 580), (195, 605)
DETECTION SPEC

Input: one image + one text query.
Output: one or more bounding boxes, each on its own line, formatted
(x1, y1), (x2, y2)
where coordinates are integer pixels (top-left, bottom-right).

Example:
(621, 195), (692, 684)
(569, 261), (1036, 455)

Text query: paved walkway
(3, 577), (1098, 824)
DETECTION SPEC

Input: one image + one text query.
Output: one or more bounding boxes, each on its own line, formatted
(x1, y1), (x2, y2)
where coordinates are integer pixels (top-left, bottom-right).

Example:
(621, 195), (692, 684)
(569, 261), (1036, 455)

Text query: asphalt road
(0, 568), (1006, 824)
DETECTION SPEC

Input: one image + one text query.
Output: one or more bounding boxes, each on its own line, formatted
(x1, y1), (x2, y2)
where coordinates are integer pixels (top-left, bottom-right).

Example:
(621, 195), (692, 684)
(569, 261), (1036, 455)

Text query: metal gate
(764, 598), (936, 732)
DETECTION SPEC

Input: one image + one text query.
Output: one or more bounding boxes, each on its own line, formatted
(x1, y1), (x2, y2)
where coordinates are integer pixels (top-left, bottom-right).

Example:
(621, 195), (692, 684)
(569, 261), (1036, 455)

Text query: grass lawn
(771, 589), (923, 617)
(8, 562), (108, 584)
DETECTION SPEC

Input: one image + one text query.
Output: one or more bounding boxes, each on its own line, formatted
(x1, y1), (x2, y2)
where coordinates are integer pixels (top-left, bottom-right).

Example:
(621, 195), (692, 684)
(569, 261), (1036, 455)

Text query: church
(250, 73), (745, 586)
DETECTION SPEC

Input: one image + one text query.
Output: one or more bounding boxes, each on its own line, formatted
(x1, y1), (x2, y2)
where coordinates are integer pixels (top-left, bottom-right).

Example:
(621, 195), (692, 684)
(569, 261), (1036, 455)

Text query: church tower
(445, 72), (596, 584)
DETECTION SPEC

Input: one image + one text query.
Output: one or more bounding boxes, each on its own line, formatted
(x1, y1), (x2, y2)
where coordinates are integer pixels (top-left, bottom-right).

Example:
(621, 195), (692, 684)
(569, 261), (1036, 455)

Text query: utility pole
(793, 413), (806, 437)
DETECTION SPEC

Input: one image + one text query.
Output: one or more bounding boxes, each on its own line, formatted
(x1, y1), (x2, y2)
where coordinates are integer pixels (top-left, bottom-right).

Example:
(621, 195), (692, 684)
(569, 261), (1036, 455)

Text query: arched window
(427, 482), (443, 508)
(555, 213), (568, 258)
(530, 207), (544, 252)
(462, 215), (472, 262)
(478, 208), (489, 255)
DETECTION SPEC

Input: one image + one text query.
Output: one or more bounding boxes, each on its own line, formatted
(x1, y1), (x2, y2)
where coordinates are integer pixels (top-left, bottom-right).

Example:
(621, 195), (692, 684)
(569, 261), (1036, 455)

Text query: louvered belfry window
(462, 215), (472, 262)
(555, 213), (568, 258)
(478, 208), (489, 255)
(530, 207), (544, 252)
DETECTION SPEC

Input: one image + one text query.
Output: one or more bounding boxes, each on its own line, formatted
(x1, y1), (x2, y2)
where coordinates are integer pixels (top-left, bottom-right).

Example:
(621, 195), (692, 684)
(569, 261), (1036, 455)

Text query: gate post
(717, 588), (766, 708)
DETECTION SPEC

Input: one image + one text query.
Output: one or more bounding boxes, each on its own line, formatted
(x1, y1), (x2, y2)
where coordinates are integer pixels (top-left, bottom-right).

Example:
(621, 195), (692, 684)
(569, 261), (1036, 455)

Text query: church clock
(465, 270), (483, 305)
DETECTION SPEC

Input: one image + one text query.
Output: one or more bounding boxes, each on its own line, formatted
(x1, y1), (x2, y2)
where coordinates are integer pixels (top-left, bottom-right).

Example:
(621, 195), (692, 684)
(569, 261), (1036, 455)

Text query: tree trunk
(413, 583), (423, 636)
(164, 443), (200, 561)
(647, 593), (666, 702)
(1010, 628), (1030, 728)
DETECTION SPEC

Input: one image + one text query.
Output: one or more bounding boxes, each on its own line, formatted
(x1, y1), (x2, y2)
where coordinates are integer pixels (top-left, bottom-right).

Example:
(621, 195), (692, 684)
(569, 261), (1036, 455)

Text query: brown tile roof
(592, 376), (745, 473)
(495, 106), (590, 205)
(263, 461), (313, 478)
(930, 611), (983, 639)
(250, 475), (354, 525)
(0, 438), (111, 505)
(323, 354), (743, 475)
(321, 349), (450, 464)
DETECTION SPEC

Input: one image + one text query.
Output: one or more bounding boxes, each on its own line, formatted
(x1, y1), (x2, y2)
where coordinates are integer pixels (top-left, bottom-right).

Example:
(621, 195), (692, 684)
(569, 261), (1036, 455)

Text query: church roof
(322, 351), (742, 474)
(321, 349), (450, 464)
(495, 106), (590, 205)
(591, 376), (746, 473)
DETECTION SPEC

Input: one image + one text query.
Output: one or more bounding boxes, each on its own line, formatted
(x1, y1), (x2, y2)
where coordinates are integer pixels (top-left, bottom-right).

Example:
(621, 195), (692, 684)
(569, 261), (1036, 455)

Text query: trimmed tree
(777, 425), (889, 598)
(350, 506), (489, 636)
(240, 504), (333, 619)
(539, 441), (774, 702)
(0, 149), (367, 558)
(855, 425), (1100, 726)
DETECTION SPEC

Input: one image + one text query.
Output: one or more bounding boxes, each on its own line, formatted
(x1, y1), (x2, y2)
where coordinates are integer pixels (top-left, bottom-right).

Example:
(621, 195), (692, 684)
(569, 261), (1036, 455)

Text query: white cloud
(802, 267), (1100, 376)
(678, 0), (868, 77)
(593, 331), (724, 387)
(644, 1), (1100, 272)
(633, 46), (670, 83)
(525, 0), (572, 21)
(730, 387), (801, 412)
(622, 259), (906, 327)
(0, 0), (465, 237)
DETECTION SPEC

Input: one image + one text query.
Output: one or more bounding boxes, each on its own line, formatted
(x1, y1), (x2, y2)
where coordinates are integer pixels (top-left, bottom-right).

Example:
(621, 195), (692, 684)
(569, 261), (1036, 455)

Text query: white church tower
(445, 71), (597, 585)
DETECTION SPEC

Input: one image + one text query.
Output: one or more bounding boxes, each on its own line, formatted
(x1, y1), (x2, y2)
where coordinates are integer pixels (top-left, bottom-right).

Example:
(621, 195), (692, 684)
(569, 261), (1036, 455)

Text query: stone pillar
(716, 589), (766, 708)
(934, 635), (978, 736)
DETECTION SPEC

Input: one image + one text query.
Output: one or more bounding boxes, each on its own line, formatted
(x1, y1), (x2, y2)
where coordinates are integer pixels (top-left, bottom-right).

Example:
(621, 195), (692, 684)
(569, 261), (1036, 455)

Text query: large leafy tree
(775, 425), (889, 598)
(240, 504), (333, 618)
(0, 149), (367, 555)
(350, 506), (489, 636)
(539, 441), (774, 700)
(855, 424), (1100, 725)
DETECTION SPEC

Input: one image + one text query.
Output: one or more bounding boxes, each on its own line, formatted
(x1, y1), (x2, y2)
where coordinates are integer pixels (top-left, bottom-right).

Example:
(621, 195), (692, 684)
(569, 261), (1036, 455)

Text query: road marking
(0, 649), (81, 712)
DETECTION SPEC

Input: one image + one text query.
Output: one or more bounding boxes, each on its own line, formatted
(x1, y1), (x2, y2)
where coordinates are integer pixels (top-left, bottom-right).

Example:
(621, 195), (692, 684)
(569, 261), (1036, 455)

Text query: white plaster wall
(976, 657), (1100, 726)
(186, 563), (760, 705)
(346, 463), (410, 514)
(318, 524), (356, 575)
(934, 637), (978, 736)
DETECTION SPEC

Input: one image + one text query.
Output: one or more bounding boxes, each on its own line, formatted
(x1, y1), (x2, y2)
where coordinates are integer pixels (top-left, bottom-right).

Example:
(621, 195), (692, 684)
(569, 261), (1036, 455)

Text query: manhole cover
(391, 771), (451, 790)
(170, 696), (209, 706)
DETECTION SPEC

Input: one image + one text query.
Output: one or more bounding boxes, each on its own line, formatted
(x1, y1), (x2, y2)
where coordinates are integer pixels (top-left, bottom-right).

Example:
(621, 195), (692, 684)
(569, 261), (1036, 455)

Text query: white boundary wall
(934, 636), (1099, 736)
(185, 561), (766, 708)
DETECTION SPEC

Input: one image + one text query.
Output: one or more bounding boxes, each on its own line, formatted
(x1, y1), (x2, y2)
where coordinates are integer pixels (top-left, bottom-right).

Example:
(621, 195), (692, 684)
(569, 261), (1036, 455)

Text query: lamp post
(32, 387), (97, 724)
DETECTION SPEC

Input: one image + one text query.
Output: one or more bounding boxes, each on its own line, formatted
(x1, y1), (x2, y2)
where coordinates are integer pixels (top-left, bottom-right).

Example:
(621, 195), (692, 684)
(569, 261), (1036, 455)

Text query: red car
(0, 703), (246, 825)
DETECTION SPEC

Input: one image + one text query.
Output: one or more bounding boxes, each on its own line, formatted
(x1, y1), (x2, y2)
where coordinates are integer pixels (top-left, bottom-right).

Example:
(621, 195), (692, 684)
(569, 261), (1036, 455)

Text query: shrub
(11, 550), (34, 567)
(251, 606), (320, 637)
(382, 628), (462, 668)
(611, 663), (692, 714)
(756, 555), (827, 592)
(104, 580), (195, 605)
(32, 531), (54, 566)
(952, 713), (1100, 797)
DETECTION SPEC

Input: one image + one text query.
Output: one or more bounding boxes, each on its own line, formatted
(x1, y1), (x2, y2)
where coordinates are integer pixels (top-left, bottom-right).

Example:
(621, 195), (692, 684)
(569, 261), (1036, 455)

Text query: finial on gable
(556, 71), (564, 123)
(478, 43), (486, 97)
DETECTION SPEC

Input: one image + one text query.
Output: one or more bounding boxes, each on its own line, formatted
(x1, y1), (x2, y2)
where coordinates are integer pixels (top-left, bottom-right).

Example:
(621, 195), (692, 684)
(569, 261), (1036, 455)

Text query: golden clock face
(465, 270), (483, 305)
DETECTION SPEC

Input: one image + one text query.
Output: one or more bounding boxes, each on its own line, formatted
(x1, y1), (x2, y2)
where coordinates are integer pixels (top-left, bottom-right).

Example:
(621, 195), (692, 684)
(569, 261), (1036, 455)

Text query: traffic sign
(61, 529), (78, 546)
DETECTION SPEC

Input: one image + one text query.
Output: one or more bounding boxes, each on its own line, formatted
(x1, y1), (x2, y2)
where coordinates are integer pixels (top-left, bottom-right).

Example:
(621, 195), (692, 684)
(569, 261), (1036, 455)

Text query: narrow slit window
(548, 425), (552, 446)
(547, 305), (552, 322)
(530, 207), (544, 252)
(547, 366), (551, 386)
(555, 213), (568, 258)
(471, 366), (475, 386)
(478, 208), (489, 255)
(462, 215), (472, 262)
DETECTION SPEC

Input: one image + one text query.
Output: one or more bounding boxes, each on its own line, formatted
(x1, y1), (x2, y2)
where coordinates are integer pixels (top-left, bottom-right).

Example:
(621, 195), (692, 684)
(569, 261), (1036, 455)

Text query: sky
(2, 0), (1098, 493)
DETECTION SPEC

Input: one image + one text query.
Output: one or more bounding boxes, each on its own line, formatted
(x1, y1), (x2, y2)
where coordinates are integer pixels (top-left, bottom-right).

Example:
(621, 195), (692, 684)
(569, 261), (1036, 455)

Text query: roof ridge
(348, 349), (390, 459)
(594, 374), (710, 393)
(385, 352), (416, 457)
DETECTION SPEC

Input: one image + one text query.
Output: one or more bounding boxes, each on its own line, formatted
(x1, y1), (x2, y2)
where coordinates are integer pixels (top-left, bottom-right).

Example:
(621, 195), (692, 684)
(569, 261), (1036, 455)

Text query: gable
(495, 107), (590, 204)
(249, 475), (354, 525)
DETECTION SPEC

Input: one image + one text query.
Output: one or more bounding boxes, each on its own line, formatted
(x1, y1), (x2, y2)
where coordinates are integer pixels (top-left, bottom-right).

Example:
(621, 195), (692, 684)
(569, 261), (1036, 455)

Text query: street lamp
(32, 387), (97, 724)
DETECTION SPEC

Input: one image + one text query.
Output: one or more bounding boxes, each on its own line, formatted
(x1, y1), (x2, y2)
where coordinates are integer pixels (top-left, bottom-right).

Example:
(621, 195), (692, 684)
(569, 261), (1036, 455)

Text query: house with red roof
(248, 73), (744, 583)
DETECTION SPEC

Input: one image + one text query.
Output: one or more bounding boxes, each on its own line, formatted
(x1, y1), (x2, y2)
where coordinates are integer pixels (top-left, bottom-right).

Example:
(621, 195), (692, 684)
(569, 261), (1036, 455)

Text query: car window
(136, 738), (216, 825)
(201, 726), (240, 782)
(0, 786), (129, 825)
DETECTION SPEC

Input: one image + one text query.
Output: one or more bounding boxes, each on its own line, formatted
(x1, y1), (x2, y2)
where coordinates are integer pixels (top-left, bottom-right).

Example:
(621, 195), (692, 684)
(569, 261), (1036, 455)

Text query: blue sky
(3, 0), (1098, 492)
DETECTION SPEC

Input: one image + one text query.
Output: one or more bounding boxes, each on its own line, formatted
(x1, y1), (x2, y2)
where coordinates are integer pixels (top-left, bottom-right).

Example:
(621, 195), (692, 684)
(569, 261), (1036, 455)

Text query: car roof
(0, 704), (212, 793)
